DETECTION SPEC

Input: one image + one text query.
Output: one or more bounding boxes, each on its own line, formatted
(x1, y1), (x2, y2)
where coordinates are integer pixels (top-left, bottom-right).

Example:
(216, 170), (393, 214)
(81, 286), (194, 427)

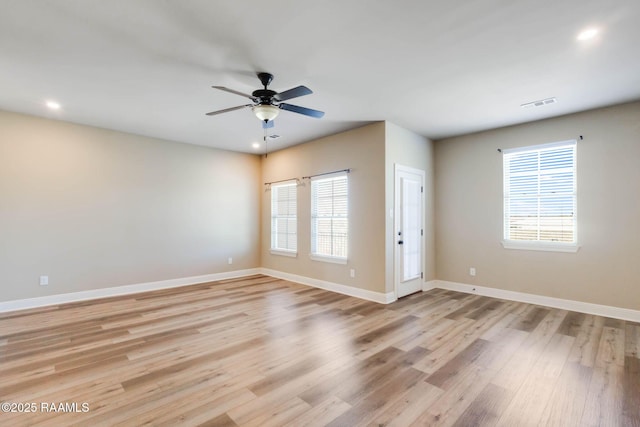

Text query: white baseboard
(260, 268), (396, 304)
(422, 280), (438, 292)
(4, 269), (637, 322)
(432, 279), (640, 323)
(0, 268), (261, 313)
(0, 267), (395, 313)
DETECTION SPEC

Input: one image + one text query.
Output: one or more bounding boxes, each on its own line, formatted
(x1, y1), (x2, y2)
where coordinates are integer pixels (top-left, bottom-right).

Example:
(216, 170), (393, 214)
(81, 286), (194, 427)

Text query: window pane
(271, 182), (297, 252)
(311, 175), (348, 258)
(504, 141), (576, 244)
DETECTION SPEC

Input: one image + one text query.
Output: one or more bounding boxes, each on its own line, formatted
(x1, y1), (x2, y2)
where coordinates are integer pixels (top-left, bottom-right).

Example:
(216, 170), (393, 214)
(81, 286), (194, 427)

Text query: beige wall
(0, 110), (261, 302)
(5, 101), (637, 311)
(261, 123), (387, 293)
(385, 122), (435, 292)
(434, 101), (640, 310)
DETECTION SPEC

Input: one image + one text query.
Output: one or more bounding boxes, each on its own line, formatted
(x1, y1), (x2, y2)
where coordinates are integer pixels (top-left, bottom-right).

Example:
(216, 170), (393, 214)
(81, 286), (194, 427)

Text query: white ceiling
(1, 0), (639, 153)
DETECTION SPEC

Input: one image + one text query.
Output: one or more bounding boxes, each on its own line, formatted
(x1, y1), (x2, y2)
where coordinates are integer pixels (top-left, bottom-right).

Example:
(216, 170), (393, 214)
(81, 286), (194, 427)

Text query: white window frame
(270, 180), (298, 257)
(502, 140), (578, 253)
(310, 172), (348, 264)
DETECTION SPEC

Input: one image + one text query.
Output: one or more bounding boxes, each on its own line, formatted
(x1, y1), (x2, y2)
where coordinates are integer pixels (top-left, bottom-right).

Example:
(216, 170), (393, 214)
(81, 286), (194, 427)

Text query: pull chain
(264, 126), (268, 158)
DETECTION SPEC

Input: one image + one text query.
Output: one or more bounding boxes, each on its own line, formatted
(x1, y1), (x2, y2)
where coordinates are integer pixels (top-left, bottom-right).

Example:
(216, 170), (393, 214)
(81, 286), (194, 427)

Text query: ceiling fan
(206, 72), (324, 128)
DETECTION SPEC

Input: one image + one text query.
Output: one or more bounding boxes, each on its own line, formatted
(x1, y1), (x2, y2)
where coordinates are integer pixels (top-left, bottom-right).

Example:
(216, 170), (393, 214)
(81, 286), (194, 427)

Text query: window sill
(309, 254), (348, 264)
(501, 240), (580, 253)
(270, 249), (297, 258)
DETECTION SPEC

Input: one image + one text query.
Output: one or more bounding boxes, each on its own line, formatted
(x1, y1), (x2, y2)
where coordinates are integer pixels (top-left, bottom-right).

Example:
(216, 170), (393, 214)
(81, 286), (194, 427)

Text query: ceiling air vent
(268, 134), (280, 139)
(521, 97), (557, 108)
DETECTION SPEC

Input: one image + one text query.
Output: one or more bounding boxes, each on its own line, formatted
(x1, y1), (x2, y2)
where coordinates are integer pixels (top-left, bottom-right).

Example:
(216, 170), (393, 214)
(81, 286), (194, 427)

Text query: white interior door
(395, 165), (424, 298)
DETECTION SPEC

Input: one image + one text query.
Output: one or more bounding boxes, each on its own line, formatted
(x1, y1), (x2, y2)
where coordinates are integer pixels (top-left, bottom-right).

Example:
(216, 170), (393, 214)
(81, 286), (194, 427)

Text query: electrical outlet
(350, 269), (355, 278)
(40, 276), (49, 286)
(228, 257), (233, 265)
(469, 267), (476, 277)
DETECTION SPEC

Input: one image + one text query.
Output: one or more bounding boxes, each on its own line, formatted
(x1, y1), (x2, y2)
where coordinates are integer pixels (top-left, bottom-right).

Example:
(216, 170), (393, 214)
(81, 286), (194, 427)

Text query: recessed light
(252, 142), (261, 149)
(46, 100), (61, 110)
(577, 28), (599, 41)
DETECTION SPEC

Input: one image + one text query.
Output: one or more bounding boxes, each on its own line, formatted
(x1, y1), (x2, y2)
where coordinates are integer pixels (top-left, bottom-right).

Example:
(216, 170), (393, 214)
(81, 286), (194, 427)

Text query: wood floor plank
(298, 347), (403, 406)
(491, 308), (568, 391)
(248, 354), (330, 396)
(444, 294), (486, 320)
(410, 362), (493, 426)
(567, 314), (605, 367)
(480, 311), (519, 341)
(367, 379), (443, 427)
(352, 315), (422, 359)
(197, 412), (238, 427)
(557, 311), (587, 337)
(335, 347), (428, 405)
(626, 322), (640, 359)
(495, 333), (575, 426)
(466, 299), (506, 321)
(580, 326), (626, 426)
(414, 298), (517, 375)
(283, 396), (351, 427)
(623, 356), (640, 424)
(225, 353), (353, 425)
(507, 305), (551, 332)
(426, 338), (492, 389)
(392, 316), (455, 352)
(451, 382), (512, 427)
(0, 274), (637, 426)
(537, 362), (593, 427)
(475, 327), (529, 371)
(144, 378), (257, 426)
(241, 397), (311, 427)
(325, 366), (427, 427)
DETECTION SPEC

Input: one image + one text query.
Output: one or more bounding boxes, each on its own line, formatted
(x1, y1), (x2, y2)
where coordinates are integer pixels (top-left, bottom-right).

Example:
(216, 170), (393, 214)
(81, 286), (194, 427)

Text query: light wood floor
(0, 275), (638, 426)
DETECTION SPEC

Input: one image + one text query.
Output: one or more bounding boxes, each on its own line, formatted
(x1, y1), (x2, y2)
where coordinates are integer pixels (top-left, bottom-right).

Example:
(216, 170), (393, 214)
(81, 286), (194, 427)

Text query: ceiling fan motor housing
(252, 89), (277, 104)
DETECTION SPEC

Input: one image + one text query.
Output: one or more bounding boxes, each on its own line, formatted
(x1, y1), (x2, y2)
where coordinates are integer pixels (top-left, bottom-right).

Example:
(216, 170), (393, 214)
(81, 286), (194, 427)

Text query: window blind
(503, 140), (576, 244)
(271, 182), (297, 252)
(311, 174), (348, 259)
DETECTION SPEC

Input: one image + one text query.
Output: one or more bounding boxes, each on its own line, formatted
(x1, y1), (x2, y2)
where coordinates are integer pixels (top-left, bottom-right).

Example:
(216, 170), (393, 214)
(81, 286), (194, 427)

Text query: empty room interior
(1, 1), (639, 426)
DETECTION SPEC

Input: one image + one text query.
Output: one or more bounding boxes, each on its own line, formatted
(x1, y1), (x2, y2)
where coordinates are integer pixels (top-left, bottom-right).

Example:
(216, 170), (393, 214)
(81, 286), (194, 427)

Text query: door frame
(394, 164), (425, 299)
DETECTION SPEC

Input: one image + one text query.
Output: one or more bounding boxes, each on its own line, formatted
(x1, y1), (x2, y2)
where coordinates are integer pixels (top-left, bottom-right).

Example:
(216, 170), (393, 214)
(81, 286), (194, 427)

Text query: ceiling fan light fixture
(253, 104), (279, 122)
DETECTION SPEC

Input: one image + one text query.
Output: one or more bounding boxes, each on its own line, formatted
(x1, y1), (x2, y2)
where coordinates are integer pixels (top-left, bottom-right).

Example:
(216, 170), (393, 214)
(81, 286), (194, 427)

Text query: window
(503, 140), (577, 252)
(270, 181), (297, 256)
(311, 173), (348, 262)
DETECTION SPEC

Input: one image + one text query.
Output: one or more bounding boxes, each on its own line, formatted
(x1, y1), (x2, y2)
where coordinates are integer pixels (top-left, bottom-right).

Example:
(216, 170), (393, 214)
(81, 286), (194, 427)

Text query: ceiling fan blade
(279, 103), (325, 118)
(262, 120), (275, 129)
(212, 86), (257, 101)
(205, 104), (252, 116)
(274, 85), (312, 102)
